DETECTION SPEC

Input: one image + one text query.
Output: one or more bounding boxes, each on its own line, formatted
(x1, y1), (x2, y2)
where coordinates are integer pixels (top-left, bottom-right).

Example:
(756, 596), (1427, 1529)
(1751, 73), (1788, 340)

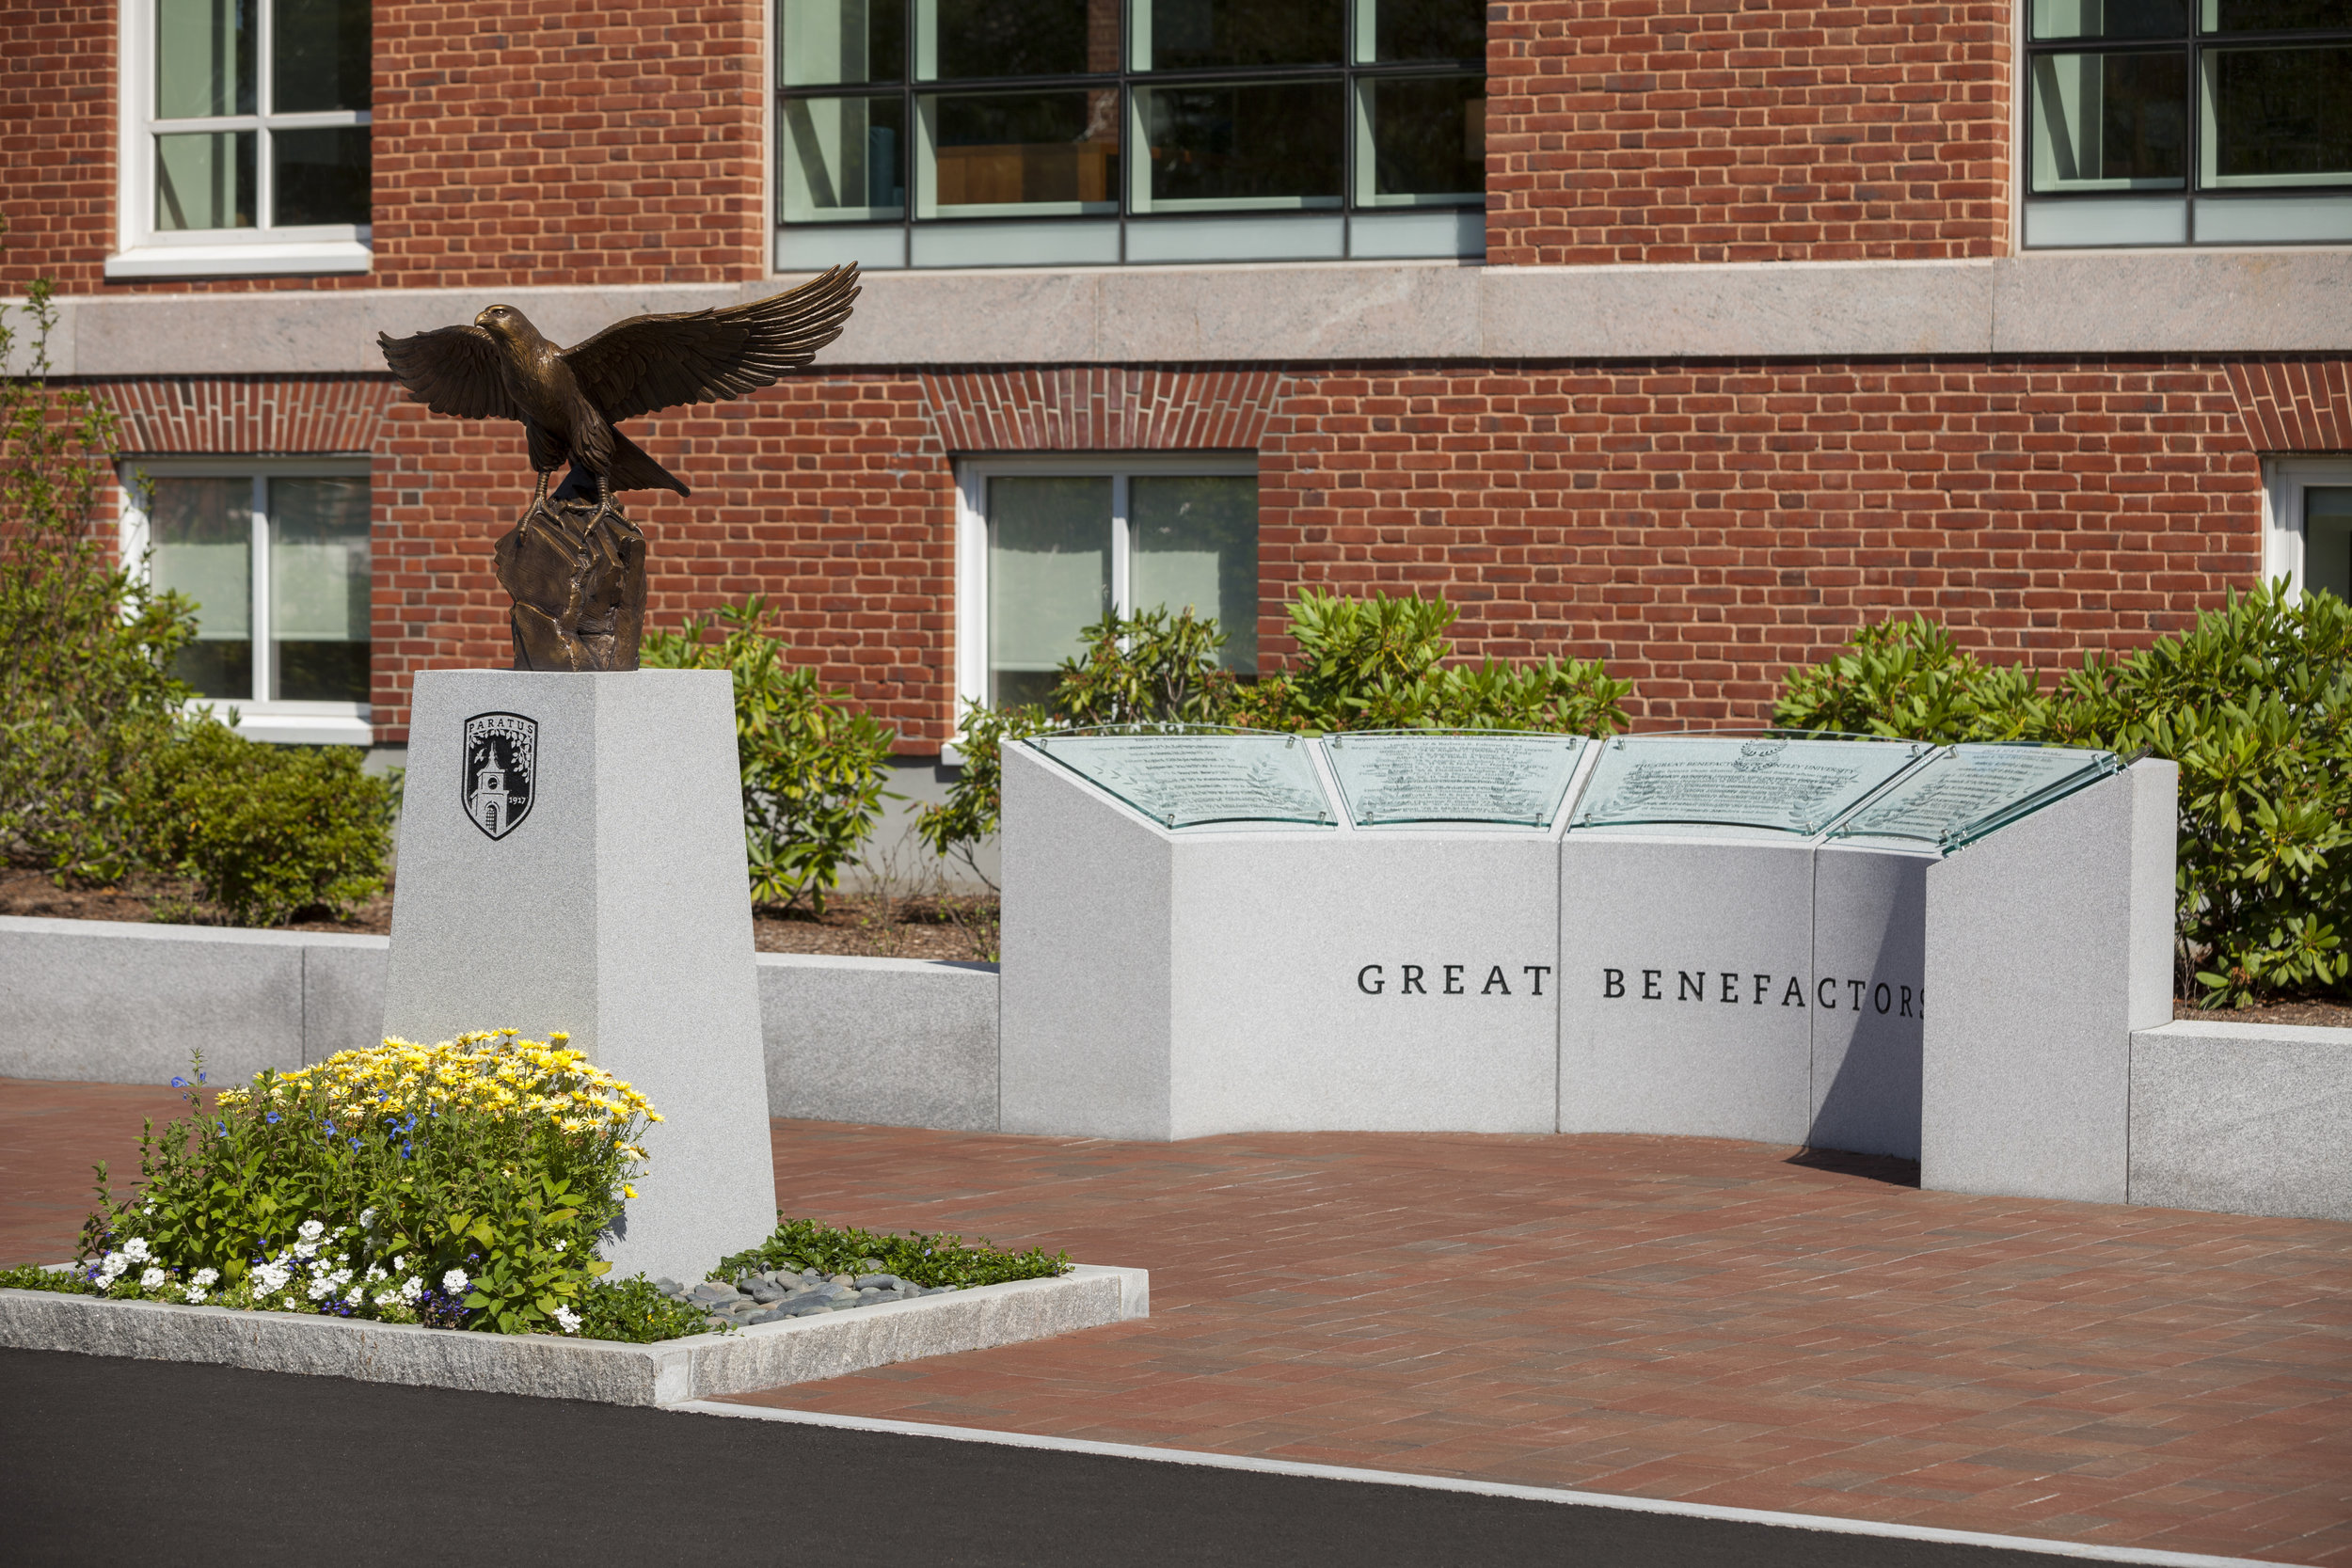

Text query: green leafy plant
(644, 596), (897, 913)
(136, 719), (395, 926)
(1052, 604), (1239, 726)
(77, 1034), (653, 1338)
(1774, 586), (2352, 1006)
(716, 1216), (1068, 1290)
(576, 1273), (723, 1342)
(0, 267), (198, 885)
(914, 699), (1046, 892)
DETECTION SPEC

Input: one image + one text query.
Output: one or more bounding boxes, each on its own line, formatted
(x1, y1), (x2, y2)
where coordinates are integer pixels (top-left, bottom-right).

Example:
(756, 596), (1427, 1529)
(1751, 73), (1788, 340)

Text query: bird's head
(473, 304), (541, 345)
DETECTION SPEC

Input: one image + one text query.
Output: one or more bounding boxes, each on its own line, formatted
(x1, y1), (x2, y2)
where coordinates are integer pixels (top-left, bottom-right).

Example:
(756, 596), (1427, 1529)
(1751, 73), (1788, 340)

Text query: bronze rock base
(492, 496), (647, 673)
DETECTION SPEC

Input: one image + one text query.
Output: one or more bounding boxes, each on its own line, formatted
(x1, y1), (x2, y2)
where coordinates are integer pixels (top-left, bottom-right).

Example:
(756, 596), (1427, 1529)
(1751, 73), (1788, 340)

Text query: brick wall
(92, 354), (2301, 746)
(1486, 0), (2013, 265)
(1, 2), (768, 293)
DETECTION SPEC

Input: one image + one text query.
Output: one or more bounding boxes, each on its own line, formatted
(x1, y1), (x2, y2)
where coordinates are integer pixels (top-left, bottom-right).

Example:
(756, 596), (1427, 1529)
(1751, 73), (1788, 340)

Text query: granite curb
(0, 1263), (1147, 1406)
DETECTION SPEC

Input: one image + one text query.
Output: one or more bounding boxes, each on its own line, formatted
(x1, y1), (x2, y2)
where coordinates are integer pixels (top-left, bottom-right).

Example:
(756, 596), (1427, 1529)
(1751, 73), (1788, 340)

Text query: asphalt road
(0, 1348), (2135, 1566)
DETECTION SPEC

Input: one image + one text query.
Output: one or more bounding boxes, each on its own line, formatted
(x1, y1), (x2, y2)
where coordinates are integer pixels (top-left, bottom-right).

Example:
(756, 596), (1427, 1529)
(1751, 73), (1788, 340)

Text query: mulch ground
(6, 1084), (2346, 1564)
(0, 867), (998, 962)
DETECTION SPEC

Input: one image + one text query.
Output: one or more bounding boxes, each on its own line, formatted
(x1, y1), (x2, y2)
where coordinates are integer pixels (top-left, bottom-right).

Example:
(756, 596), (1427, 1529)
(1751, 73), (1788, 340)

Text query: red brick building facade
(6, 2), (2349, 752)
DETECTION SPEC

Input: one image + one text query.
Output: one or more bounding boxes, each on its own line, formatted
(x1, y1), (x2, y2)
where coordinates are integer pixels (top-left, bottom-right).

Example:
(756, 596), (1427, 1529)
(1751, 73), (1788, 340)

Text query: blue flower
(170, 1077), (186, 1088)
(215, 1120), (227, 1133)
(348, 1138), (361, 1151)
(197, 1071), (206, 1084)
(265, 1112), (280, 1125)
(401, 1142), (414, 1159)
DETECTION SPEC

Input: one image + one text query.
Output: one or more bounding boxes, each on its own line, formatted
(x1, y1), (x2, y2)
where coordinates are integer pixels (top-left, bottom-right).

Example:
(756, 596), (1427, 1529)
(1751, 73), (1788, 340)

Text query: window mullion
(1110, 470), (1132, 622)
(251, 475), (271, 705)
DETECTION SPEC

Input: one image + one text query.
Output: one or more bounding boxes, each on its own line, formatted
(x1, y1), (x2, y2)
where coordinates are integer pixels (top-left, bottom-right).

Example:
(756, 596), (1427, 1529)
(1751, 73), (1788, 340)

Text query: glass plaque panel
(1829, 743), (2120, 849)
(1026, 728), (1336, 829)
(1322, 731), (1585, 827)
(1571, 735), (1928, 837)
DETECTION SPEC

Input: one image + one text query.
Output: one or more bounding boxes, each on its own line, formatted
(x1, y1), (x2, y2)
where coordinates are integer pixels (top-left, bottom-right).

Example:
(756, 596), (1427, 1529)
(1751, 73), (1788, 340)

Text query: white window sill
(105, 240), (372, 280)
(187, 703), (373, 746)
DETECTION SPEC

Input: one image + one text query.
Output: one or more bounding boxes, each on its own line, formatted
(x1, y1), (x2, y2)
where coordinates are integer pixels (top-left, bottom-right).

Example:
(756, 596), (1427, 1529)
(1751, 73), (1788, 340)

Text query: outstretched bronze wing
(561, 264), (861, 425)
(375, 324), (524, 421)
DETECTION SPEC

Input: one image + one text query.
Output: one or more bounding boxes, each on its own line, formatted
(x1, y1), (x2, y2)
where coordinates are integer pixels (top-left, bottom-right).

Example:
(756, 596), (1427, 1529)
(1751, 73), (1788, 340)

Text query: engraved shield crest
(462, 712), (537, 840)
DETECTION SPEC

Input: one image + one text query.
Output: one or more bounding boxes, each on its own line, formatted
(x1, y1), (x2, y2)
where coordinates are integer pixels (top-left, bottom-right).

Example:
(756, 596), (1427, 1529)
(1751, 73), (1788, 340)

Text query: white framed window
(111, 0), (373, 279)
(121, 457), (374, 745)
(2262, 455), (2352, 604)
(953, 453), (1260, 725)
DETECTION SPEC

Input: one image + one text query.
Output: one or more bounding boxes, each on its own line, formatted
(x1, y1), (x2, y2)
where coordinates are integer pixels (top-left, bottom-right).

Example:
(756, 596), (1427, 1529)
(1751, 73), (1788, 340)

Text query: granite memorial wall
(1001, 726), (2177, 1201)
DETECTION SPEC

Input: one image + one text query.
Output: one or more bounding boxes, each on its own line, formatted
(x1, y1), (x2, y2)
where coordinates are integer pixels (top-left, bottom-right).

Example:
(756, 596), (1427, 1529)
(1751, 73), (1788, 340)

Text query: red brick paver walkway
(7, 1080), (2347, 1562)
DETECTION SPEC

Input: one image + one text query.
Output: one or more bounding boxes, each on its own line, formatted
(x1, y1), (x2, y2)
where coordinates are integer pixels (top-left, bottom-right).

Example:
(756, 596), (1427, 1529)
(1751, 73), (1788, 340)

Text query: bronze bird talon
(377, 265), (860, 670)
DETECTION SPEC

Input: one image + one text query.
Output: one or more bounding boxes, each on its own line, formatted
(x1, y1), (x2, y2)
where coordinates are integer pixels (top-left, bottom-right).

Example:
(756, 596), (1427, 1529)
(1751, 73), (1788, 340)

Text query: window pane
(1366, 74), (1485, 198)
(157, 0), (256, 118)
(2204, 0), (2350, 30)
(1131, 476), (1259, 673)
(934, 0), (1116, 79)
(155, 131), (257, 230)
(1144, 0), (1341, 70)
(2306, 486), (2352, 604)
(932, 92), (1120, 212)
(272, 126), (370, 225)
(273, 0), (370, 113)
(269, 477), (371, 704)
(151, 478), (253, 701)
(2030, 0), (2188, 39)
(2207, 47), (2352, 185)
(1369, 0), (1486, 61)
(988, 477), (1110, 708)
(1143, 81), (1345, 207)
(783, 0), (906, 85)
(784, 96), (907, 218)
(2027, 51), (2187, 190)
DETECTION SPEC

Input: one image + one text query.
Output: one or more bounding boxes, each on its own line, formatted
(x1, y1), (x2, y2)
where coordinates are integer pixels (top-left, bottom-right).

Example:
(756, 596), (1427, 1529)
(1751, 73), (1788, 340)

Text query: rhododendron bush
(73, 1032), (660, 1336)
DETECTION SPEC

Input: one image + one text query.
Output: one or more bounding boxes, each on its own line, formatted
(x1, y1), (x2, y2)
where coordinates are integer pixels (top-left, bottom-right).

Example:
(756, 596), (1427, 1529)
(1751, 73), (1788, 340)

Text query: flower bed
(6, 1032), (1068, 1345)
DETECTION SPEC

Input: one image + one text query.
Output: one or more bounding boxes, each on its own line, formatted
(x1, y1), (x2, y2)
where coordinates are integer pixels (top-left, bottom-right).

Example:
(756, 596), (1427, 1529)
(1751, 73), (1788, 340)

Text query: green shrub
(137, 720), (394, 926)
(716, 1216), (1068, 1289)
(0, 272), (198, 886)
(1774, 586), (2352, 1006)
(1052, 605), (1237, 726)
(644, 596), (897, 913)
(78, 1034), (654, 1338)
(577, 1273), (724, 1343)
(914, 700), (1045, 891)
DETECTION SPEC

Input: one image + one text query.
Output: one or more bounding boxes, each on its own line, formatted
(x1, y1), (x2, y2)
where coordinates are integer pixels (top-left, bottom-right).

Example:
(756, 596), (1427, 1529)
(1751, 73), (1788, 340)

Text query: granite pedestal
(381, 669), (776, 1282)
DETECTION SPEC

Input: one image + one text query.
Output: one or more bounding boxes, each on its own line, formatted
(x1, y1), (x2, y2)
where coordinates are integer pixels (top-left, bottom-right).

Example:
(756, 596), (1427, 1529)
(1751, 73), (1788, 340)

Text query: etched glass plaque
(1322, 731), (1586, 827)
(1829, 742), (2120, 848)
(1571, 735), (1927, 836)
(1026, 728), (1336, 829)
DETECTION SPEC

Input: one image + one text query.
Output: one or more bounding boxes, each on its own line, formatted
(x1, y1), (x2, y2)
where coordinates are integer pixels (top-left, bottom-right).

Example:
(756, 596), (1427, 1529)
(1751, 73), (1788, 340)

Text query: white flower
(293, 1241), (318, 1260)
(122, 1238), (151, 1262)
(99, 1252), (129, 1277)
(358, 1208), (377, 1227)
(344, 1286), (365, 1306)
(551, 1306), (581, 1335)
(390, 1254), (406, 1272)
(138, 1267), (167, 1291)
(192, 1268), (219, 1288)
(328, 1268), (354, 1288)
(143, 1205), (155, 1215)
(364, 1264), (388, 1283)
(281, 1295), (300, 1310)
(297, 1219), (326, 1242)
(442, 1269), (469, 1293)
(252, 1262), (292, 1293)
(183, 1289), (208, 1305)
(552, 1241), (566, 1252)
(307, 1276), (336, 1301)
(373, 1289), (401, 1308)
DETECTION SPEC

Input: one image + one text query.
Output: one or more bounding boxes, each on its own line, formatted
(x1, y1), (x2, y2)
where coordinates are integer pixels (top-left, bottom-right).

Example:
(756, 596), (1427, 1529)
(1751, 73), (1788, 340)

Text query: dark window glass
(269, 477), (371, 704)
(1131, 475), (1259, 673)
(1373, 0), (1487, 61)
(937, 0), (1100, 78)
(150, 478), (253, 702)
(2028, 50), (2187, 186)
(1368, 74), (1485, 197)
(1150, 0), (1343, 70)
(1146, 80), (1344, 203)
(156, 0), (257, 118)
(273, 0), (370, 113)
(935, 92), (1120, 206)
(273, 126), (371, 225)
(2206, 1), (2352, 30)
(2209, 46), (2352, 179)
(2029, 0), (2188, 40)
(783, 94), (907, 215)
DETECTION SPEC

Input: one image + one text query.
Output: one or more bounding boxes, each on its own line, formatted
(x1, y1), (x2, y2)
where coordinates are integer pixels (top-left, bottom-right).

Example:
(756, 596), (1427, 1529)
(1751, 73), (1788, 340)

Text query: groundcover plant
(0, 1034), (1070, 1345)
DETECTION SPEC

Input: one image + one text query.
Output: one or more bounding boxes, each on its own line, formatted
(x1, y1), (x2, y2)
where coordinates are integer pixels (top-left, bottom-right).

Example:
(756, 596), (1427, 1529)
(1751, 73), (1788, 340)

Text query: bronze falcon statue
(376, 263), (860, 512)
(373, 265), (859, 673)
